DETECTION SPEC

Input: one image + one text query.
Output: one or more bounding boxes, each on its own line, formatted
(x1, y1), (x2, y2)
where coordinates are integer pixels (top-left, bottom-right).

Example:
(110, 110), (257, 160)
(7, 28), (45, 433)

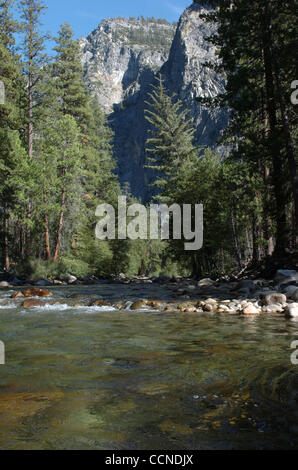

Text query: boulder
(263, 304), (284, 313)
(0, 281), (10, 288)
(261, 292), (287, 306)
(237, 280), (257, 292)
(22, 299), (46, 308)
(10, 278), (24, 286)
(35, 279), (53, 287)
(202, 303), (216, 312)
(23, 288), (53, 298)
(146, 300), (164, 309)
(275, 270), (298, 285)
(66, 274), (77, 284)
(198, 278), (215, 287)
(242, 303), (261, 315)
(182, 306), (197, 313)
(285, 303), (298, 317)
(130, 300), (147, 310)
(291, 289), (298, 301)
(11, 291), (25, 299)
(284, 285), (298, 298)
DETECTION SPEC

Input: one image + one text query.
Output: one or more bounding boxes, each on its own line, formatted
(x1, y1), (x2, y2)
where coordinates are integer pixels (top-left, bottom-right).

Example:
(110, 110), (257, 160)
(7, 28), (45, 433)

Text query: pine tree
(52, 23), (91, 129)
(200, 0), (297, 258)
(0, 0), (28, 270)
(145, 75), (200, 196)
(19, 0), (48, 159)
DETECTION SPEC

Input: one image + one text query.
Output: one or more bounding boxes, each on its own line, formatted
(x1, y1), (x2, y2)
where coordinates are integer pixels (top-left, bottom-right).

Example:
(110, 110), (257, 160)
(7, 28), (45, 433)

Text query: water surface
(0, 283), (297, 450)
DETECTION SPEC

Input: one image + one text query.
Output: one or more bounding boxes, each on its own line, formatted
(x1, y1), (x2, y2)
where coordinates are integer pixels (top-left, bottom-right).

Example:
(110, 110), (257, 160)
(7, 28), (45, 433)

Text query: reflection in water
(0, 283), (297, 450)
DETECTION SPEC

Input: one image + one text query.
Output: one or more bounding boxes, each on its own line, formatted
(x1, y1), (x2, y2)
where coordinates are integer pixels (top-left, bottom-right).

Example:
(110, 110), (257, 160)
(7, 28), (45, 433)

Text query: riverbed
(0, 283), (297, 450)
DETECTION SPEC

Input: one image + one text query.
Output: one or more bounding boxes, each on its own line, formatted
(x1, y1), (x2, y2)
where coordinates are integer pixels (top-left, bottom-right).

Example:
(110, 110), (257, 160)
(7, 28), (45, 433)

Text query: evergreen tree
(19, 0), (48, 158)
(199, 0), (297, 258)
(145, 75), (200, 195)
(0, 0), (28, 270)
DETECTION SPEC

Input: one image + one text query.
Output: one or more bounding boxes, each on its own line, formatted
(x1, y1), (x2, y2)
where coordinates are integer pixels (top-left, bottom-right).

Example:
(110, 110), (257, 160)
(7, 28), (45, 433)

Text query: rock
(114, 302), (125, 310)
(163, 305), (177, 312)
(53, 280), (65, 285)
(217, 304), (231, 312)
(11, 291), (25, 299)
(146, 300), (164, 309)
(283, 285), (298, 297)
(275, 270), (298, 285)
(204, 298), (218, 305)
(203, 303), (216, 312)
(10, 277), (23, 286)
(23, 288), (53, 298)
(22, 299), (46, 308)
(182, 307), (197, 313)
(264, 304), (284, 313)
(291, 289), (298, 301)
(80, 3), (227, 199)
(237, 280), (257, 292)
(65, 274), (77, 284)
(285, 303), (298, 317)
(0, 281), (10, 288)
(130, 300), (147, 310)
(198, 278), (215, 287)
(261, 292), (287, 306)
(89, 299), (111, 307)
(35, 279), (52, 287)
(242, 303), (261, 315)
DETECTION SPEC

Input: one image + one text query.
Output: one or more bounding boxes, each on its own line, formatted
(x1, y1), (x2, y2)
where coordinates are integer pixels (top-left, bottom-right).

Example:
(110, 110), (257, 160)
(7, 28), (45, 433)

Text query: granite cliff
(80, 2), (228, 200)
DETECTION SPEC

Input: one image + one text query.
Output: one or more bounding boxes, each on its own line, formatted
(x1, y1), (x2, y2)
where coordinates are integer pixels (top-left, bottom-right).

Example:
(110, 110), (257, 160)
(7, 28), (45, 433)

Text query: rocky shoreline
(1, 269), (297, 318)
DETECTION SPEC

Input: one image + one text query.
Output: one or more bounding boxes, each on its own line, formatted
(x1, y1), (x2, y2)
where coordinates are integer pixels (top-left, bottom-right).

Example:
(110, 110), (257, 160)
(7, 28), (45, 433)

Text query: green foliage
(200, 0), (297, 256)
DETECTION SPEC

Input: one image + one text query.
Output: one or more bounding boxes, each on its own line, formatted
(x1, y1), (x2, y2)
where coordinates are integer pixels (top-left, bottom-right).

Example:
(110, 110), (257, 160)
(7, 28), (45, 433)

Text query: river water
(0, 283), (297, 450)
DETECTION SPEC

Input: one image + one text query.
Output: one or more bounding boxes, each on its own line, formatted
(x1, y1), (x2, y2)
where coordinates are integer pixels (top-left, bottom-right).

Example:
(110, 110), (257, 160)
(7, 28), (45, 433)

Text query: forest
(0, 0), (297, 282)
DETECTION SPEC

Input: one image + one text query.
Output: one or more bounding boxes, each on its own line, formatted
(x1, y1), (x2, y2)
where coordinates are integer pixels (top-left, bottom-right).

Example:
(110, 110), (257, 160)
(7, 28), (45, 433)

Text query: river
(0, 283), (297, 450)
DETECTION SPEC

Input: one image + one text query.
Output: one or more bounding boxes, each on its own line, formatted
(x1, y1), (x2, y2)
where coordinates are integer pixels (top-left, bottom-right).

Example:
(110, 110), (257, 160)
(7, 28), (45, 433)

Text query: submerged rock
(22, 288), (53, 298)
(11, 291), (25, 299)
(22, 299), (46, 308)
(89, 299), (111, 307)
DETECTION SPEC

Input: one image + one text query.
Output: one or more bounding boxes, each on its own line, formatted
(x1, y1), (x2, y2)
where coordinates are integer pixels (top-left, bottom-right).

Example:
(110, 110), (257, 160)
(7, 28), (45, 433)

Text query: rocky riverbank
(1, 269), (297, 318)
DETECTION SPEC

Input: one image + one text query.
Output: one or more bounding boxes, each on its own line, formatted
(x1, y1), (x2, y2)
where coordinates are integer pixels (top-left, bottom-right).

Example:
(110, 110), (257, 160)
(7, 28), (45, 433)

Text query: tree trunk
(28, 0), (33, 159)
(43, 189), (51, 261)
(53, 180), (66, 263)
(3, 207), (10, 272)
(271, 49), (298, 244)
(261, 1), (288, 255)
(231, 206), (242, 269)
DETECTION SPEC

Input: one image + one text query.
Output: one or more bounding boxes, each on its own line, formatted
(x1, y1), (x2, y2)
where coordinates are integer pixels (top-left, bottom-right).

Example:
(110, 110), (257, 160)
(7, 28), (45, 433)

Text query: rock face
(81, 2), (228, 200)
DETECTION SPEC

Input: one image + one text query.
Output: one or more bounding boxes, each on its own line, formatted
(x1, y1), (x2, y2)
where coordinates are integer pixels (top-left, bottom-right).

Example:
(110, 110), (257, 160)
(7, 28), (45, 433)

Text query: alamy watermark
(0, 80), (5, 105)
(95, 197), (203, 251)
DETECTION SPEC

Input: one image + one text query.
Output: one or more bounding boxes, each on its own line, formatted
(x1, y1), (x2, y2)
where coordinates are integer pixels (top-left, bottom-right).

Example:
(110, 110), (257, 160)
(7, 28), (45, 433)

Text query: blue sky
(37, 0), (191, 44)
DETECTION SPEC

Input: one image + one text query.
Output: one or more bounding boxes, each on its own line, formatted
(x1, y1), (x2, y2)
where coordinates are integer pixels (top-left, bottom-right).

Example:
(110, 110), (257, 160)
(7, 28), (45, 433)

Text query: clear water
(0, 283), (297, 450)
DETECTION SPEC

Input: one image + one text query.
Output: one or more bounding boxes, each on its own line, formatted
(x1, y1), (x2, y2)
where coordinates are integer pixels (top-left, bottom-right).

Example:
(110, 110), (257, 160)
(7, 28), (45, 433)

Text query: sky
(35, 0), (192, 46)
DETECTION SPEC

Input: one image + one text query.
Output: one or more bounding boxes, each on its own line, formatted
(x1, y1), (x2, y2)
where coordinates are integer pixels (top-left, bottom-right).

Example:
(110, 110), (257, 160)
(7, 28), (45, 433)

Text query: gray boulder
(260, 292), (287, 306)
